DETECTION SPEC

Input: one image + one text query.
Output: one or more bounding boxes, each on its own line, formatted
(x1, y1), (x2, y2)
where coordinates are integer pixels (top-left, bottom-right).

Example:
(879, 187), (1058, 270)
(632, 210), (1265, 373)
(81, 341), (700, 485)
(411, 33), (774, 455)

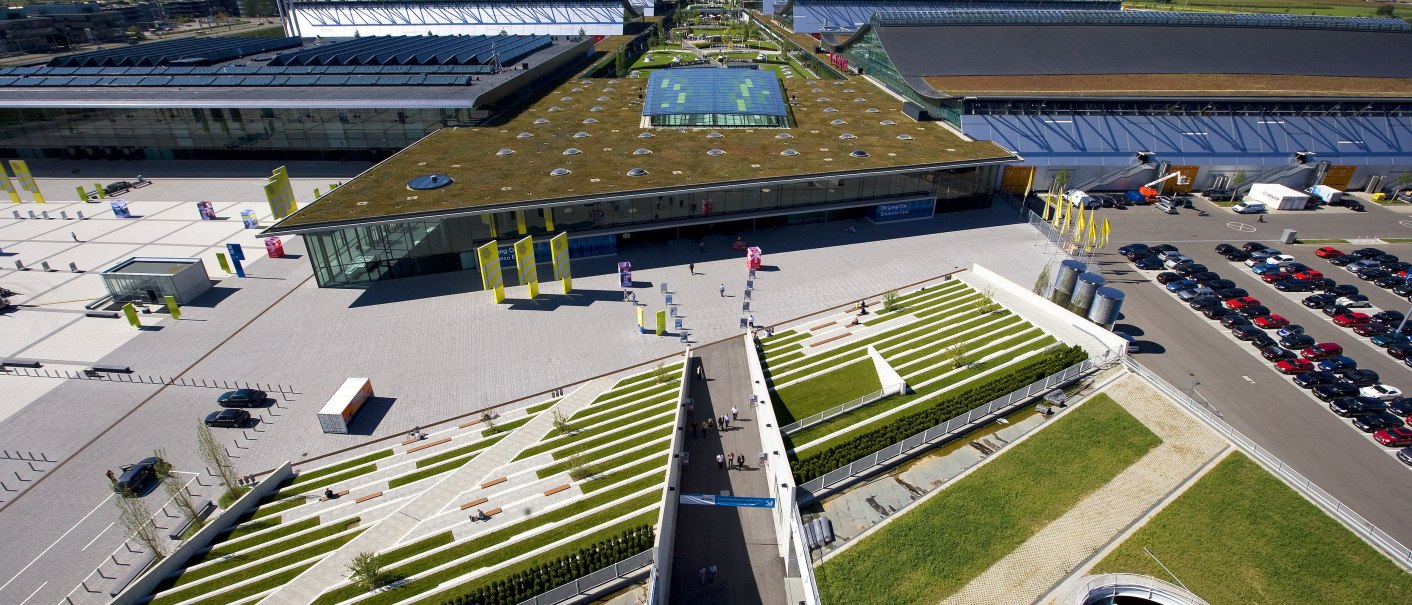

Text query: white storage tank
(1071, 273), (1105, 311)
(1088, 287), (1124, 329)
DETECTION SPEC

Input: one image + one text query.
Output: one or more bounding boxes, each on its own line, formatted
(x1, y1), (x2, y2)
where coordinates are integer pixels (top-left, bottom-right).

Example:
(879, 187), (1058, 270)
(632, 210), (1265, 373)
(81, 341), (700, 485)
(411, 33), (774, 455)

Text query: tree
(654, 361), (671, 383)
(158, 453), (204, 535)
(481, 412), (499, 434)
(1032, 262), (1052, 297)
(882, 290), (899, 313)
(552, 410), (573, 436)
(948, 339), (968, 368)
(114, 490), (166, 558)
(615, 51), (628, 77)
(1232, 168), (1248, 191)
(568, 454), (598, 481)
(1376, 3), (1396, 16)
(974, 286), (999, 315)
(196, 421), (240, 502)
(1051, 168), (1072, 202)
(346, 552), (386, 592)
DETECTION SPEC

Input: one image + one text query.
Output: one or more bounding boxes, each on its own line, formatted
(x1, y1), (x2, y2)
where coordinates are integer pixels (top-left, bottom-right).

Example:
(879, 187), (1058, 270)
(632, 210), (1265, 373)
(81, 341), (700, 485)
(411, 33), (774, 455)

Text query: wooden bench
(355, 491), (383, 504)
(406, 437), (451, 454)
(459, 497), (489, 511)
(400, 438), (419, 446)
(543, 484), (571, 496)
(483, 507), (502, 517)
(809, 332), (852, 347)
(479, 476), (507, 489)
(457, 418), (483, 429)
(809, 321), (836, 331)
(320, 490), (349, 502)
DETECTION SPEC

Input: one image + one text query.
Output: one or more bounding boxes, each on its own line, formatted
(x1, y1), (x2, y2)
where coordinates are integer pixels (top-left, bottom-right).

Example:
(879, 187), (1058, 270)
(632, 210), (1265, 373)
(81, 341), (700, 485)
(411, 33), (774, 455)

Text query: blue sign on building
(867, 198), (935, 223)
(679, 493), (776, 508)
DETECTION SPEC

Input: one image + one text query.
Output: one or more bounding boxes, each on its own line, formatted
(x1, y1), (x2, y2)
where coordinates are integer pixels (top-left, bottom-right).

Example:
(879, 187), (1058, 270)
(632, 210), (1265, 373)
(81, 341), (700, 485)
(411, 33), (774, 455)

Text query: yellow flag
(1101, 217), (1112, 248)
(1051, 194), (1064, 227)
(1087, 218), (1098, 252)
(1074, 205), (1086, 241)
(1060, 200), (1072, 235)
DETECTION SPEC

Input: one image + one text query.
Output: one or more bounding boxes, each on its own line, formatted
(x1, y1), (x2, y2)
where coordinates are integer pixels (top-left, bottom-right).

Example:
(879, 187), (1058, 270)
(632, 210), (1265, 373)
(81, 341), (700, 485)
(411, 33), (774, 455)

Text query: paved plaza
(0, 165), (1051, 605)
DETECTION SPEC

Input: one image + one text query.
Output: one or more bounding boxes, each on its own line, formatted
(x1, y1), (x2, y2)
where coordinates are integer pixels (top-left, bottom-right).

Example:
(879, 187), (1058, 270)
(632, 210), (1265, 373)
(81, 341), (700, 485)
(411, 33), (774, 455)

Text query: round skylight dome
(850, 150), (870, 158)
(854, 98), (867, 103)
(550, 168), (571, 176)
(516, 132), (533, 139)
(597, 96), (610, 101)
(633, 148), (653, 155)
(816, 97), (829, 102)
(590, 106), (604, 112)
(561, 96), (574, 101)
(880, 120), (896, 125)
(573, 132), (591, 138)
(831, 119), (847, 125)
(548, 107), (563, 112)
(570, 88), (583, 92)
(866, 108), (881, 113)
(780, 149), (799, 156)
(776, 133), (793, 139)
(638, 132), (655, 138)
(534, 118), (549, 124)
(843, 88), (855, 93)
(707, 132), (723, 139)
(496, 149), (515, 156)
(897, 134), (914, 140)
(707, 149), (726, 156)
(563, 148), (582, 155)
(627, 168), (648, 177)
(839, 133), (857, 140)
(823, 107), (838, 113)
(811, 88), (823, 93)
(583, 118), (599, 124)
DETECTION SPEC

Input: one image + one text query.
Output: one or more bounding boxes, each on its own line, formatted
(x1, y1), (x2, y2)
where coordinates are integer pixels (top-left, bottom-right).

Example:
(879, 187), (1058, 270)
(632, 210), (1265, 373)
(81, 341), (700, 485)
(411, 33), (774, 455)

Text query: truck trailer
(1247, 183), (1311, 211)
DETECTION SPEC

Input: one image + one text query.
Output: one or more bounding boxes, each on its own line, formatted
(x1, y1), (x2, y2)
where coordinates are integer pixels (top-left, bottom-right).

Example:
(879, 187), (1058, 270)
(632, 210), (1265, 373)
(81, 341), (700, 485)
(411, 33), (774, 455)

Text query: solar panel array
(643, 68), (788, 118)
(48, 37), (302, 68)
(268, 34), (552, 67)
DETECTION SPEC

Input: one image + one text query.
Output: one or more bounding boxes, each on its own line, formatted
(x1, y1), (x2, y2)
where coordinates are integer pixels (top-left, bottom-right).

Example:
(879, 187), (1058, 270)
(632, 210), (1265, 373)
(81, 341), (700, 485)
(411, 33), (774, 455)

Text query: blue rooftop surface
(643, 68), (788, 118)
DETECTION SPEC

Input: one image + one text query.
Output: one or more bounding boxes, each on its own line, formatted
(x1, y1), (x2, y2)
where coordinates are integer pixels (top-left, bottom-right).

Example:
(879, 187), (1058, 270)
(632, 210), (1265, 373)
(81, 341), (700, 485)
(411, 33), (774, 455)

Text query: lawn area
(287, 450), (392, 487)
(1095, 453), (1412, 604)
(630, 50), (698, 69)
(815, 394), (1161, 605)
(771, 358), (882, 424)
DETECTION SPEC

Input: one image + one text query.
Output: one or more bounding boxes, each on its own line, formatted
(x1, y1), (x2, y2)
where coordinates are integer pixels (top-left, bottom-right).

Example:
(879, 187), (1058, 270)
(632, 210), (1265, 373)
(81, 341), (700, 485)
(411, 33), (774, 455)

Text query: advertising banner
(264, 166), (297, 220)
(110, 200), (132, 219)
(550, 232), (572, 294)
(8, 160), (41, 202)
(197, 201), (216, 220)
(515, 210), (527, 235)
(867, 198), (935, 223)
(216, 252), (231, 274)
(0, 176), (19, 204)
(164, 295), (181, 320)
(477, 240), (505, 303)
(122, 302), (140, 328)
(746, 247), (762, 271)
(543, 208), (555, 231)
(226, 243), (246, 277)
(240, 209), (259, 229)
(637, 305), (646, 333)
(656, 310), (666, 336)
(265, 237), (285, 258)
(618, 261), (633, 288)
(514, 236), (539, 299)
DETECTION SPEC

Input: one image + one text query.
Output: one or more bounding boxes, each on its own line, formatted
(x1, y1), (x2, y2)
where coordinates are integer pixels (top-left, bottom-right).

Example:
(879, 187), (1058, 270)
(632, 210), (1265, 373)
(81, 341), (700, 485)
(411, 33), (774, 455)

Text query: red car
(1316, 247), (1345, 258)
(1374, 427), (1412, 447)
(1224, 296), (1261, 309)
(1293, 270), (1324, 281)
(1253, 314), (1290, 329)
(1334, 312), (1372, 327)
(1276, 359), (1315, 374)
(1302, 343), (1344, 360)
(1261, 271), (1294, 283)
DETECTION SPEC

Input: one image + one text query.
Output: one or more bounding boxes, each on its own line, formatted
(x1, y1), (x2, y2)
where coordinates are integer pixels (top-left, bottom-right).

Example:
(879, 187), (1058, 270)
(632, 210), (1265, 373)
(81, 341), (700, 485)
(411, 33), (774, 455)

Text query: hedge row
(792, 344), (1090, 483)
(434, 525), (654, 605)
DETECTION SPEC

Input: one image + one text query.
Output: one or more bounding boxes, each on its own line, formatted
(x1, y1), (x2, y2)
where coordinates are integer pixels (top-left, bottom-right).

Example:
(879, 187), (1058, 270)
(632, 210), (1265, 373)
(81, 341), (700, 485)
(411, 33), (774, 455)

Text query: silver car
(1178, 286), (1216, 301)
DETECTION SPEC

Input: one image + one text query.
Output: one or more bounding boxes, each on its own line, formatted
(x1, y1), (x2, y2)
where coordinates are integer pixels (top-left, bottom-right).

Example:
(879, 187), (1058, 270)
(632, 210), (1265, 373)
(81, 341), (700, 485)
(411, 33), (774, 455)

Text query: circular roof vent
(633, 148), (653, 155)
(866, 108), (881, 113)
(550, 168), (571, 176)
(570, 88), (583, 92)
(604, 87), (616, 92)
(839, 133), (857, 140)
(563, 148), (582, 155)
(534, 118), (549, 124)
(516, 132), (534, 139)
(707, 149), (726, 156)
(707, 132), (723, 139)
(831, 119), (847, 125)
(807, 80), (817, 85)
(811, 88), (823, 93)
(823, 107), (838, 113)
(850, 150), (870, 158)
(816, 97), (829, 102)
(609, 79), (619, 84)
(590, 106), (605, 112)
(407, 174), (454, 190)
(897, 134), (914, 140)
(843, 88), (855, 93)
(627, 167), (648, 177)
(597, 96), (610, 101)
(638, 132), (655, 138)
(880, 120), (896, 125)
(583, 118), (599, 124)
(548, 106), (563, 112)
(573, 131), (591, 138)
(496, 149), (515, 156)
(776, 133), (793, 139)
(780, 149), (799, 156)
(854, 98), (867, 102)
(560, 96), (574, 101)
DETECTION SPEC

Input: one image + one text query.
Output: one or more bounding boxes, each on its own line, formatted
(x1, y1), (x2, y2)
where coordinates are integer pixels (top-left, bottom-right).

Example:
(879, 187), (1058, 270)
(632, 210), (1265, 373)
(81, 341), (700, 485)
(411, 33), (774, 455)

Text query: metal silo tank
(1088, 287), (1124, 329)
(1070, 273), (1105, 311)
(1053, 259), (1085, 303)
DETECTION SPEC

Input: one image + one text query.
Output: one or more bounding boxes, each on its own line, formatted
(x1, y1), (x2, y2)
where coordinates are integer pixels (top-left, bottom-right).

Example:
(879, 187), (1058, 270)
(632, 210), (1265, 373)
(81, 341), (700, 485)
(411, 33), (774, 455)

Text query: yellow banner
(477, 240), (505, 303)
(549, 232), (572, 294)
(515, 210), (527, 235)
(636, 305), (645, 331)
(265, 167), (297, 219)
(514, 235), (539, 299)
(0, 175), (18, 204)
(8, 160), (43, 203)
(543, 208), (555, 231)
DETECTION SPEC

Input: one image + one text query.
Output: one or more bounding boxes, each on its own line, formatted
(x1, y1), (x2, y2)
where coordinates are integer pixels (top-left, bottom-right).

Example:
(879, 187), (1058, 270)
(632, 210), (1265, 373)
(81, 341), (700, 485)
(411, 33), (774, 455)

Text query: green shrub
(431, 525), (655, 605)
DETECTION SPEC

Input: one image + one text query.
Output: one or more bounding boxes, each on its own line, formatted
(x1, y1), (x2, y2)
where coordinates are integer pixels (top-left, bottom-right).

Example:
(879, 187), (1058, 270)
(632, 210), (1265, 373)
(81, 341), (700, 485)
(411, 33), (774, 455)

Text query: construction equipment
(1137, 172), (1190, 201)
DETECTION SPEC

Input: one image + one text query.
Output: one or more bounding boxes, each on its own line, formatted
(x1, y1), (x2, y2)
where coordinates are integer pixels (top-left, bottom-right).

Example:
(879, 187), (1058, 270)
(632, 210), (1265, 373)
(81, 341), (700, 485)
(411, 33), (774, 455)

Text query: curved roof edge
(870, 10), (1412, 32)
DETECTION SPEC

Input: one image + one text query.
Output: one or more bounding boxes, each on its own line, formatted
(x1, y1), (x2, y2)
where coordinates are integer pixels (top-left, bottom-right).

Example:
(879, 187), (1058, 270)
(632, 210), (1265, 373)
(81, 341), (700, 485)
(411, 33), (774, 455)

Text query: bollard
(28, 210), (36, 219)
(41, 210), (50, 220)
(15, 259), (24, 270)
(70, 262), (80, 273)
(10, 210), (18, 219)
(40, 261), (51, 272)
(61, 210), (69, 220)
(77, 210), (85, 220)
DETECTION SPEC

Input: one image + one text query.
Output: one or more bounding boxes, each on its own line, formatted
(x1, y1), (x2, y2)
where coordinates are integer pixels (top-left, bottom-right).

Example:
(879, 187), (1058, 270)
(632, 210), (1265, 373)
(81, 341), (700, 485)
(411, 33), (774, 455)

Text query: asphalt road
(1086, 196), (1412, 546)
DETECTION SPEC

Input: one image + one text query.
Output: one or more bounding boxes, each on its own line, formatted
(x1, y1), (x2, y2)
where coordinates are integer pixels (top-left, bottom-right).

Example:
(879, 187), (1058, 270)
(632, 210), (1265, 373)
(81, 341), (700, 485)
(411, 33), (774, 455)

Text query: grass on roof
(922, 73), (1412, 99)
(770, 358), (882, 425)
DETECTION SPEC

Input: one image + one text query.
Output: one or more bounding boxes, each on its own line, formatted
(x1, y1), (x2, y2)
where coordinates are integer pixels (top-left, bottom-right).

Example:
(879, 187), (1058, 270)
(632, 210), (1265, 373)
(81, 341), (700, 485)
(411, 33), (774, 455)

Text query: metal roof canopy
(643, 68), (788, 119)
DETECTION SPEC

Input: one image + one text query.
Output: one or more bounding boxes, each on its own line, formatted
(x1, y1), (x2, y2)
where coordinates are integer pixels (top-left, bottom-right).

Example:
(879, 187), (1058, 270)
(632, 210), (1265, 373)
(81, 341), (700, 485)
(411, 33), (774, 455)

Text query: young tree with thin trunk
(160, 469), (204, 534)
(196, 421), (240, 501)
(114, 491), (166, 558)
(347, 552), (386, 592)
(1032, 263), (1052, 297)
(948, 340), (968, 369)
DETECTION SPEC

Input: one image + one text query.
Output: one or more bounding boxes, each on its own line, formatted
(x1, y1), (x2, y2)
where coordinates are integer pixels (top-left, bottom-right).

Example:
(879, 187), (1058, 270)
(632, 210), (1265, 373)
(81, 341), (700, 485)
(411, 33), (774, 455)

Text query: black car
(1223, 249), (1251, 262)
(1352, 412), (1405, 433)
(1202, 306), (1233, 320)
(1237, 305), (1272, 318)
(1302, 294), (1337, 308)
(1390, 343), (1412, 359)
(1328, 284), (1360, 297)
(1155, 272), (1183, 285)
(1189, 297), (1222, 311)
(1232, 325), (1264, 340)
(1293, 371), (1340, 389)
(1375, 275), (1406, 289)
(1374, 254), (1400, 265)
(1373, 310), (1406, 325)
(1341, 368), (1381, 387)
(1119, 243), (1151, 256)
(1395, 282), (1412, 297)
(1358, 268), (1392, 282)
(1150, 244), (1179, 254)
(1242, 242), (1268, 252)
(1261, 346), (1297, 361)
(1126, 250), (1155, 262)
(1215, 243), (1236, 254)
(1193, 272), (1223, 286)
(1285, 262), (1313, 275)
(1314, 382), (1361, 402)
(1221, 314), (1253, 328)
(1372, 332), (1412, 348)
(204, 409), (251, 428)
(217, 388), (268, 408)
(1386, 397), (1412, 417)
(115, 457), (159, 494)
(1307, 278), (1336, 291)
(1216, 287), (1250, 300)
(1175, 263), (1209, 277)
(1323, 304), (1352, 318)
(1206, 189), (1239, 201)
(1351, 248), (1387, 259)
(1135, 257), (1165, 270)
(1274, 279), (1315, 292)
(1347, 200), (1367, 212)
(1328, 395), (1387, 416)
(1206, 279), (1236, 291)
(1249, 333), (1277, 349)
(1280, 334), (1316, 349)
(1330, 255), (1360, 267)
(1385, 262), (1412, 274)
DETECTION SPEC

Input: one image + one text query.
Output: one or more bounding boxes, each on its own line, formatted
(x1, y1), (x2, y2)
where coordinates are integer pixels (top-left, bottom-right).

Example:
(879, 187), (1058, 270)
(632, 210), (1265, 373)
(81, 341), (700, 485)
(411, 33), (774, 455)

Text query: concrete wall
(742, 333), (794, 560)
(967, 264), (1129, 357)
(646, 349), (693, 604)
(111, 461), (295, 605)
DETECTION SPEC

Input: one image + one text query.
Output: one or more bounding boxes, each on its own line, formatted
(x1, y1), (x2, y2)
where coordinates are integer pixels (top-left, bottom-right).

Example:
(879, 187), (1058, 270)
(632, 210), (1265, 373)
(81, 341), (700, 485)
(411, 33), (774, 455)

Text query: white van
(1233, 201), (1267, 214)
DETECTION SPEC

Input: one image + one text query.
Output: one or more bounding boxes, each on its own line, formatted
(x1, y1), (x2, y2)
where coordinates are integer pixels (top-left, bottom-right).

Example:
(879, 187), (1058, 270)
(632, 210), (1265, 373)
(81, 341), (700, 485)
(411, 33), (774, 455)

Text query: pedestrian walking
(707, 564), (717, 583)
(698, 567), (707, 585)
(719, 283), (726, 297)
(758, 452), (767, 466)
(695, 364), (704, 381)
(716, 453), (724, 469)
(70, 231), (81, 242)
(689, 262), (695, 275)
(737, 453), (745, 468)
(727, 451), (734, 469)
(730, 406), (739, 421)
(748, 314), (755, 327)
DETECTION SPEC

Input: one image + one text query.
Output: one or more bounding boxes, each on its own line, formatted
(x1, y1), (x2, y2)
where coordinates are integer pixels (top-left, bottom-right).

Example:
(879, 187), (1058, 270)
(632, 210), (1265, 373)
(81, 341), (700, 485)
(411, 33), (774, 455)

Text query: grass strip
(206, 518), (319, 559)
(249, 497), (307, 521)
(893, 321), (1032, 375)
(761, 331), (808, 352)
(524, 399), (560, 416)
(590, 379), (680, 408)
(156, 520), (363, 602)
(174, 518), (360, 587)
(768, 350), (806, 366)
(771, 358), (882, 424)
(904, 332), (1049, 385)
(565, 389), (679, 433)
(815, 394), (1160, 605)
(520, 400), (674, 461)
(865, 289), (979, 328)
(547, 412), (674, 462)
(216, 518), (279, 544)
(883, 312), (1017, 368)
(416, 435), (503, 468)
(183, 561), (315, 605)
(771, 292), (981, 377)
(312, 475), (666, 605)
(760, 328), (797, 343)
(582, 455), (669, 492)
(392, 453), (480, 488)
(483, 415), (533, 437)
(274, 465), (377, 500)
(538, 430), (672, 479)
(615, 363), (683, 387)
(288, 450), (392, 487)
(863, 282), (968, 324)
(1095, 453), (1412, 604)
(378, 531), (455, 567)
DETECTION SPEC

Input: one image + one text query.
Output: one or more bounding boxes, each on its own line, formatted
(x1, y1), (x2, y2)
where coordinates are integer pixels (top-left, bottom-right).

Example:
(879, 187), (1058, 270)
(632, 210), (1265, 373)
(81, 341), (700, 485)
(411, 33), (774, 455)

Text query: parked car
(217, 388), (267, 408)
(1293, 269), (1323, 281)
(1352, 412), (1405, 433)
(1334, 312), (1372, 327)
(1206, 279), (1236, 291)
(1242, 242), (1268, 252)
(1328, 396), (1386, 416)
(1318, 356), (1358, 373)
(1358, 268), (1393, 282)
(1342, 368), (1381, 387)
(1314, 382), (1361, 402)
(204, 409), (251, 428)
(1190, 297), (1223, 311)
(1347, 260), (1382, 274)
(1157, 248), (1185, 262)
(1232, 325), (1263, 341)
(1374, 275), (1405, 289)
(1327, 284), (1360, 297)
(1260, 271), (1294, 284)
(1361, 384), (1404, 401)
(1302, 342), (1345, 360)
(1224, 296), (1261, 309)
(1307, 278), (1336, 291)
(1274, 279), (1315, 292)
(1393, 282), (1412, 297)
(1202, 306), (1233, 320)
(1374, 254), (1400, 265)
(1324, 304), (1352, 318)
(1135, 257), (1165, 270)
(1377, 428), (1412, 447)
(116, 457), (159, 494)
(1223, 249), (1251, 262)
(1386, 397), (1412, 417)
(1155, 201), (1179, 214)
(1205, 189), (1238, 201)
(1302, 294), (1338, 309)
(1293, 371), (1340, 389)
(1276, 358), (1315, 374)
(1179, 287), (1217, 302)
(1330, 255), (1360, 267)
(1165, 255), (1195, 269)
(1249, 333), (1277, 349)
(1175, 263), (1209, 277)
(1166, 279), (1198, 293)
(1261, 346), (1297, 362)
(1220, 314), (1253, 328)
(1389, 342), (1412, 359)
(1264, 254), (1296, 267)
(1155, 272), (1183, 285)
(1351, 248), (1387, 259)
(1216, 287), (1250, 300)
(1335, 295), (1372, 308)
(1253, 314), (1290, 329)
(1280, 334), (1316, 350)
(1119, 244), (1151, 256)
(1372, 332), (1412, 348)
(1353, 322), (1390, 337)
(1373, 310), (1405, 325)
(1192, 272), (1224, 286)
(1215, 243), (1237, 255)
(1315, 247), (1345, 258)
(1237, 305), (1272, 318)
(1277, 325), (1305, 338)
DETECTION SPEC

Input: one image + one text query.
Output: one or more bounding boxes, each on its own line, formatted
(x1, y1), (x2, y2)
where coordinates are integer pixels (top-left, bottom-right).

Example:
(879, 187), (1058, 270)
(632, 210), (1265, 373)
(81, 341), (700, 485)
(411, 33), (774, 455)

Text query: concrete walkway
(668, 339), (786, 605)
(263, 376), (616, 604)
(939, 374), (1228, 605)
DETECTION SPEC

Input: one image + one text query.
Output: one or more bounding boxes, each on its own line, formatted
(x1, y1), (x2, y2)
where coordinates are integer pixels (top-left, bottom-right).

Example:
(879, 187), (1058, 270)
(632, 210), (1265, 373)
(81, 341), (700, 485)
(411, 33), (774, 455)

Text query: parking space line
(17, 581), (45, 605)
(0, 493), (112, 593)
(80, 522), (114, 552)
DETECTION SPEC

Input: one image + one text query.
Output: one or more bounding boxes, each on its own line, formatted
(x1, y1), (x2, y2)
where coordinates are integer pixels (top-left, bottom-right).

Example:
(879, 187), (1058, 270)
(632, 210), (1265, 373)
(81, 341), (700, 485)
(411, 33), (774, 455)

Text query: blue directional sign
(679, 493), (775, 508)
(226, 243), (246, 277)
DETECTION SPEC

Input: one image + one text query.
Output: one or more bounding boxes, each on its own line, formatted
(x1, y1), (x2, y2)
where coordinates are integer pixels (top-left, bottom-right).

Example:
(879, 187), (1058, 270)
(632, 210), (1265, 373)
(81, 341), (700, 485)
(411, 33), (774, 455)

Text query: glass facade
(0, 106), (488, 161)
(648, 112), (788, 128)
(302, 165), (998, 287)
(840, 27), (962, 126)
